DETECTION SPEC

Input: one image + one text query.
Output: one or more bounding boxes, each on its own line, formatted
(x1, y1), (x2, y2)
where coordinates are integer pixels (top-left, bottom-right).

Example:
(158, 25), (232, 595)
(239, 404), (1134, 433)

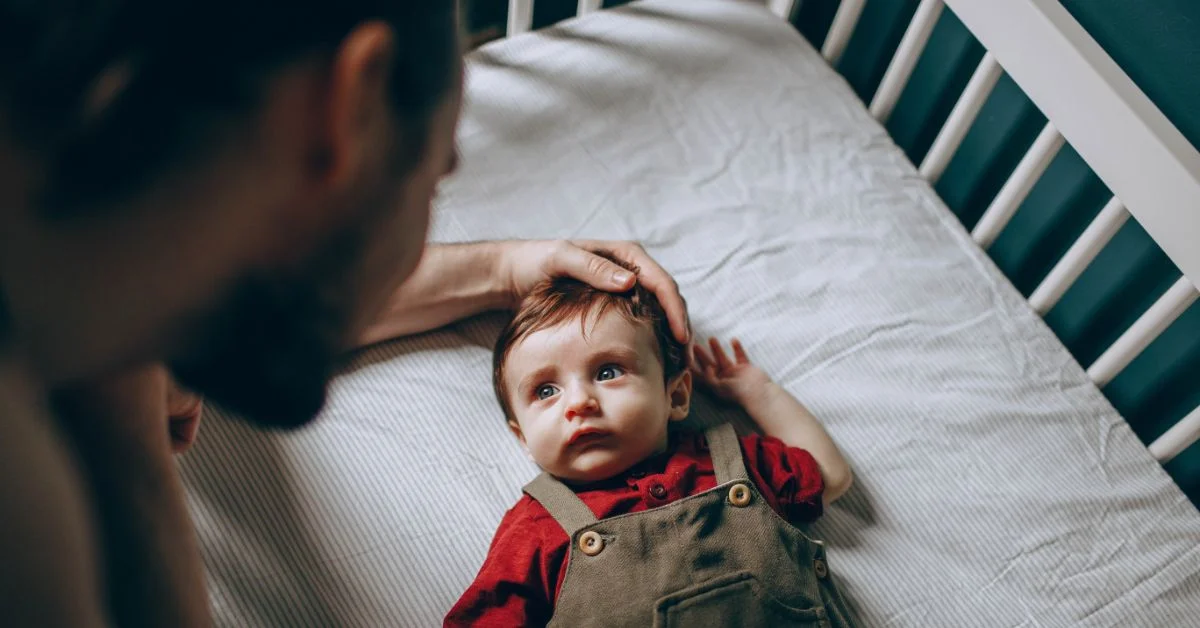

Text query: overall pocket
(654, 570), (826, 628)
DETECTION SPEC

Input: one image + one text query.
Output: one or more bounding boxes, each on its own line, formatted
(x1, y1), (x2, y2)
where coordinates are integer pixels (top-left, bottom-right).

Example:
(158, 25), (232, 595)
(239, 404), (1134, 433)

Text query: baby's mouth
(567, 428), (613, 448)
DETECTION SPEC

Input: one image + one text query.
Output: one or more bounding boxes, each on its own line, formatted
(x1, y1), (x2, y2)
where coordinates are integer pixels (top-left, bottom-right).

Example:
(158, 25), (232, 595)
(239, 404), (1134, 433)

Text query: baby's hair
(493, 250), (687, 422)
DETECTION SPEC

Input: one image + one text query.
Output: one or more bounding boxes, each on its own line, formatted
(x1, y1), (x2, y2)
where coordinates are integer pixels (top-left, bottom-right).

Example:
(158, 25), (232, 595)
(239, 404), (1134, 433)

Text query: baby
(446, 253), (857, 627)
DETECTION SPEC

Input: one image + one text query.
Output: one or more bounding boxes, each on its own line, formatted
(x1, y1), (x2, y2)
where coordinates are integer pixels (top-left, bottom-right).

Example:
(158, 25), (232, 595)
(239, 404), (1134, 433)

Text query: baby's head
(494, 252), (691, 483)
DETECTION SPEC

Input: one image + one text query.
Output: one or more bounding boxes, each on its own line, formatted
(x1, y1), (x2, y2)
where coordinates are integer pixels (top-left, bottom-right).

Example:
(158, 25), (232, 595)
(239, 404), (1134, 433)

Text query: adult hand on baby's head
(502, 240), (691, 343)
(691, 338), (772, 405)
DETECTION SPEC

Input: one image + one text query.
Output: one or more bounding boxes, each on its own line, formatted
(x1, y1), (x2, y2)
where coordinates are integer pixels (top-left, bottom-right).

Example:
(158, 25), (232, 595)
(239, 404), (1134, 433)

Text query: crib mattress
(180, 1), (1200, 625)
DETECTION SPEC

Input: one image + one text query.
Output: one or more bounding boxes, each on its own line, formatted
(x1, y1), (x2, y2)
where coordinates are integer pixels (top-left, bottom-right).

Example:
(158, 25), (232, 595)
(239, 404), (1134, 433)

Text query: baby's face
(503, 309), (690, 483)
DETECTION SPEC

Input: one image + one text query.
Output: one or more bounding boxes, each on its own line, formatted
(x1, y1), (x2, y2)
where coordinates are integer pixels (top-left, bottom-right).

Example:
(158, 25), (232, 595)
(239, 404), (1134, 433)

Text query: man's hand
(166, 376), (203, 454)
(55, 364), (202, 454)
(360, 240), (691, 345)
(501, 240), (691, 343)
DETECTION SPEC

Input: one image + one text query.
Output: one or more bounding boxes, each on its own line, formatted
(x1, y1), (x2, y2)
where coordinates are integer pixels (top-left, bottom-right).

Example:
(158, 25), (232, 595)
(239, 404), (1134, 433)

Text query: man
(0, 2), (689, 625)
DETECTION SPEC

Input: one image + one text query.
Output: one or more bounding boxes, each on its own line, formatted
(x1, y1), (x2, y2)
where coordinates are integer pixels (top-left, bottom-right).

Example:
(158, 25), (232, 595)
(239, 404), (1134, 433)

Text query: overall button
(649, 483), (668, 499)
(578, 530), (605, 556)
(814, 558), (829, 579)
(728, 483), (752, 507)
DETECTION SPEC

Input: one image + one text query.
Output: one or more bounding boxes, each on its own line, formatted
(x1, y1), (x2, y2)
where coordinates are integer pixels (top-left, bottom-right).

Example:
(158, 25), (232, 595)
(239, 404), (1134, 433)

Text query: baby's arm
(693, 338), (853, 504)
(445, 501), (556, 627)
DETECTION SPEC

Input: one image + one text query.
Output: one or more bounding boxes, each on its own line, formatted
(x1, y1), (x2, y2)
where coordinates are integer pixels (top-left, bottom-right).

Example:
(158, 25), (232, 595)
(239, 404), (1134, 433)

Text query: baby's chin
(551, 448), (640, 484)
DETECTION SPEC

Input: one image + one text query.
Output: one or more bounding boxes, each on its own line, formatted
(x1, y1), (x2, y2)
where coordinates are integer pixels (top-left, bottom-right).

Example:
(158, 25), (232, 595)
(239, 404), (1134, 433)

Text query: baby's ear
(667, 370), (692, 421)
(507, 420), (527, 446)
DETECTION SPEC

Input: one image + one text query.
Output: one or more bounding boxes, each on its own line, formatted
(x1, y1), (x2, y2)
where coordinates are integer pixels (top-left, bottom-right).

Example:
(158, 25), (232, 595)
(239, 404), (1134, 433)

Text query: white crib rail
(507, 0), (534, 37)
(919, 53), (1002, 184)
(1086, 277), (1199, 388)
(943, 0), (1200, 291)
(577, 0), (603, 16)
(1150, 405), (1200, 463)
(1028, 197), (1129, 315)
(821, 0), (866, 66)
(869, 0), (945, 123)
(971, 123), (1065, 249)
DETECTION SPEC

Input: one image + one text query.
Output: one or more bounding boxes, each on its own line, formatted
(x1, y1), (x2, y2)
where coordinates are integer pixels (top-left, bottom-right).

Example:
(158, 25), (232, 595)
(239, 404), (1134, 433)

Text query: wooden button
(814, 558), (829, 579)
(578, 530), (604, 556)
(728, 483), (752, 507)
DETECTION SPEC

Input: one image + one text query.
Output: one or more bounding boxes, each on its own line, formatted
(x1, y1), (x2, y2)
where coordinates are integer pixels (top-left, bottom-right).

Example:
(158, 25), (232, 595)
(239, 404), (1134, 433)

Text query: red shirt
(445, 431), (824, 627)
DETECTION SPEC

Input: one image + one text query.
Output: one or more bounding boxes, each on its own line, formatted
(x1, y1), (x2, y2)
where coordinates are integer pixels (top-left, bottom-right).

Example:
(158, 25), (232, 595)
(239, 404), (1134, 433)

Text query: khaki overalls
(523, 423), (857, 627)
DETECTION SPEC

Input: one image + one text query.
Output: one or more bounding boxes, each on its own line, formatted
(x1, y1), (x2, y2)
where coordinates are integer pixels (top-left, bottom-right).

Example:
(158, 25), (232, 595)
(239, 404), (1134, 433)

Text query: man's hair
(0, 0), (460, 215)
(493, 251), (687, 422)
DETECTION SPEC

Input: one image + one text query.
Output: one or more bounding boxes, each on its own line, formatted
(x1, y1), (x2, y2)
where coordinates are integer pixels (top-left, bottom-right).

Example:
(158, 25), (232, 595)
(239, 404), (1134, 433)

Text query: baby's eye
(535, 384), (559, 401)
(597, 365), (625, 381)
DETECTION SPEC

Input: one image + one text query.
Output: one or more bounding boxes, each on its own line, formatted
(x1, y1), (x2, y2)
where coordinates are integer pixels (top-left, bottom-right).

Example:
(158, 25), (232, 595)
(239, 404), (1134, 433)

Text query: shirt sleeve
(740, 434), (825, 524)
(444, 498), (562, 627)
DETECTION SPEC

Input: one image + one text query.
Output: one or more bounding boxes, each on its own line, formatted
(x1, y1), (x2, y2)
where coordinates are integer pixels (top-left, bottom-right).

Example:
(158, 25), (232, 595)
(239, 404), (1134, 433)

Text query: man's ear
(667, 370), (692, 421)
(321, 21), (396, 188)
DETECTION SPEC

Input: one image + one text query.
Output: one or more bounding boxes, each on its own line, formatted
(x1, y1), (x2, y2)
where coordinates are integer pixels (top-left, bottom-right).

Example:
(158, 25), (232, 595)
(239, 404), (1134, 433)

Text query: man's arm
(693, 338), (853, 505)
(359, 242), (510, 344)
(0, 365), (107, 626)
(359, 240), (691, 345)
(51, 365), (212, 628)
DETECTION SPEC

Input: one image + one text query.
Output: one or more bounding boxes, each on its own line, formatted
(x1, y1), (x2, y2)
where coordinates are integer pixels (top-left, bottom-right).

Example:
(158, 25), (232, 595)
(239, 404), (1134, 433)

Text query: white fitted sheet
(181, 1), (1200, 625)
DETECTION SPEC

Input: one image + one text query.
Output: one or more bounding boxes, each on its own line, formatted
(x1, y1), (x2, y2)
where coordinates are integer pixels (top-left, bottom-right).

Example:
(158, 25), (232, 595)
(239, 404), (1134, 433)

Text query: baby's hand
(691, 338), (773, 405)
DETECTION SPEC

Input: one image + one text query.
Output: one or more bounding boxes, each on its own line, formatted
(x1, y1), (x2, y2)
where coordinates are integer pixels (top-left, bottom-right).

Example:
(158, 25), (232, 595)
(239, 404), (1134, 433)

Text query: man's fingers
(731, 339), (749, 364)
(577, 240), (690, 343)
(555, 244), (635, 291)
(635, 265), (689, 344)
(168, 414), (202, 454)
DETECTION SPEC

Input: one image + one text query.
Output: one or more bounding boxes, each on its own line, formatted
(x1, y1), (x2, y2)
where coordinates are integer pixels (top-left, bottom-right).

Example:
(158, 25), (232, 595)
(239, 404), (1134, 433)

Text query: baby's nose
(564, 396), (600, 421)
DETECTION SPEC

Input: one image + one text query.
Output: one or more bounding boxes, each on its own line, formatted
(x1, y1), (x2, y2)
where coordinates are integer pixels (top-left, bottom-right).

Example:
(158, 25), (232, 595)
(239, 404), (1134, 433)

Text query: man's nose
(564, 387), (600, 421)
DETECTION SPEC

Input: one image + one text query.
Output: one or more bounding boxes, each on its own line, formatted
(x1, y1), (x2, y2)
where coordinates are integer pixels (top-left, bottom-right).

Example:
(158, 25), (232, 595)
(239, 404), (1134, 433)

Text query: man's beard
(169, 225), (365, 430)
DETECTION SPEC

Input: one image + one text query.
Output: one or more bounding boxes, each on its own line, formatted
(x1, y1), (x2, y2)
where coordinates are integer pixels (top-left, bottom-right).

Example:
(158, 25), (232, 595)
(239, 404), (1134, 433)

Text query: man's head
(494, 252), (691, 483)
(0, 1), (463, 426)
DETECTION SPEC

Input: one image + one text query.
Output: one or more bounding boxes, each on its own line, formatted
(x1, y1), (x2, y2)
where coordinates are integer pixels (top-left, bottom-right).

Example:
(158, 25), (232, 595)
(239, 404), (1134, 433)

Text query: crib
(181, 1), (1200, 625)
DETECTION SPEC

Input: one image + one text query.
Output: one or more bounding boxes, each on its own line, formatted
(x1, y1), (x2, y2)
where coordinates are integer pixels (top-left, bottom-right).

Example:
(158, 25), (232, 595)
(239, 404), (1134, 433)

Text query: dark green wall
(468, 0), (1200, 502)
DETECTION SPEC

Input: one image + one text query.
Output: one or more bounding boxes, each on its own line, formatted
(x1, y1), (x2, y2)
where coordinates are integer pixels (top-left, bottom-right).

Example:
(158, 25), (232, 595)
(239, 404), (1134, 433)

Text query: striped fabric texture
(180, 1), (1200, 625)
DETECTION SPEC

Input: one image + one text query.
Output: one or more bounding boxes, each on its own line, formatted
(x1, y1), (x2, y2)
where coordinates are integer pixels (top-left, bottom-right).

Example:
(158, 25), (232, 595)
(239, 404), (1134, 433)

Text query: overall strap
(706, 422), (750, 485)
(523, 472), (598, 537)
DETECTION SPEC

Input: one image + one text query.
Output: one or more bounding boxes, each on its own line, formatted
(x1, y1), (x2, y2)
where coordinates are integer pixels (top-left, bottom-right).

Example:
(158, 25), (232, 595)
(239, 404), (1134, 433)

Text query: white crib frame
(502, 0), (1200, 463)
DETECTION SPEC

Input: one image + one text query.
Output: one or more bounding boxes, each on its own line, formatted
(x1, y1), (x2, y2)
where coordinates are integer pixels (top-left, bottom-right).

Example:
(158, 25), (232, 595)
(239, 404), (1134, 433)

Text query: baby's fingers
(731, 338), (750, 365)
(708, 338), (734, 372)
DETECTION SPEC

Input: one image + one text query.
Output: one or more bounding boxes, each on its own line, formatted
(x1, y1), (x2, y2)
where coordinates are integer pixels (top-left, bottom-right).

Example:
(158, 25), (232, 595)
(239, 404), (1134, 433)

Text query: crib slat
(821, 0), (866, 66)
(1149, 405), (1200, 463)
(1028, 197), (1129, 315)
(919, 53), (1002, 184)
(971, 123), (1065, 248)
(577, 0), (602, 16)
(869, 0), (945, 123)
(508, 0), (534, 37)
(1087, 276), (1199, 388)
(767, 0), (797, 20)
